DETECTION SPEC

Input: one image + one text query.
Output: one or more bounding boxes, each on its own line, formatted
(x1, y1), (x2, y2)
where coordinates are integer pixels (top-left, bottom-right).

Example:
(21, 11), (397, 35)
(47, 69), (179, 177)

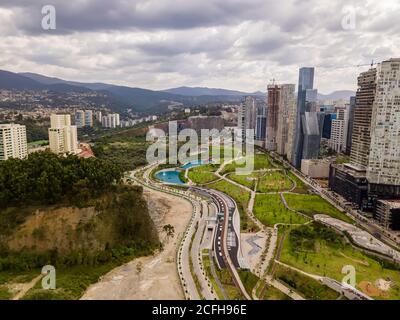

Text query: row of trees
(0, 151), (123, 207)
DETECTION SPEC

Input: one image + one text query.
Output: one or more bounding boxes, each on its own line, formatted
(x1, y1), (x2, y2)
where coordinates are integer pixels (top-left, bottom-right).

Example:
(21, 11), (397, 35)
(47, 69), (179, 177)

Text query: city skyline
(0, 0), (399, 93)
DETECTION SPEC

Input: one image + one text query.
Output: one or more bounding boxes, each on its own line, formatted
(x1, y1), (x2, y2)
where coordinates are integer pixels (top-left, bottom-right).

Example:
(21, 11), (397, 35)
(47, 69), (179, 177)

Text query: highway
(190, 186), (251, 300)
(130, 164), (217, 300)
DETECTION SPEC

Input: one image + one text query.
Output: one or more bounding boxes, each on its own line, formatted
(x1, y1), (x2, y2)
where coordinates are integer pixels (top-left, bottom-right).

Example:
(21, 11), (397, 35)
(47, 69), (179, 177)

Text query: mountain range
(0, 70), (355, 113)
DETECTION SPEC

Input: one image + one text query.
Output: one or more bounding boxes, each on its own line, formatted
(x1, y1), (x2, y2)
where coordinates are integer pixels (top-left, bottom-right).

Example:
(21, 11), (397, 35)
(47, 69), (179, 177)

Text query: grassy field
(259, 284), (291, 300)
(257, 171), (293, 193)
(188, 164), (219, 184)
(253, 194), (310, 227)
(227, 173), (258, 190)
(222, 154), (274, 174)
(207, 180), (258, 232)
(208, 146), (241, 164)
(283, 193), (353, 223)
(202, 252), (225, 300)
(280, 223), (400, 300)
(274, 264), (340, 300)
(238, 270), (260, 296)
(287, 172), (309, 194)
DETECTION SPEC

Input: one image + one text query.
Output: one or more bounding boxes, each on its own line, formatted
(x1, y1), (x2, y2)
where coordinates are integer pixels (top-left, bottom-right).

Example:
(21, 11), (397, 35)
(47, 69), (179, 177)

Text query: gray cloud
(0, 0), (399, 93)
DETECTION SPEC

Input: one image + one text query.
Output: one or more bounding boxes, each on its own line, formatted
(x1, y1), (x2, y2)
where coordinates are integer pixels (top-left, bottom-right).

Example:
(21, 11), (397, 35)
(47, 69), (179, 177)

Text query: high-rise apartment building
(345, 96), (356, 155)
(75, 110), (85, 128)
(0, 124), (28, 161)
(277, 84), (296, 156)
(329, 58), (400, 216)
(75, 110), (93, 128)
(101, 113), (121, 129)
(367, 58), (400, 193)
(48, 114), (78, 154)
(349, 69), (377, 169)
(84, 110), (93, 127)
(266, 85), (280, 151)
(238, 96), (257, 141)
(329, 108), (347, 153)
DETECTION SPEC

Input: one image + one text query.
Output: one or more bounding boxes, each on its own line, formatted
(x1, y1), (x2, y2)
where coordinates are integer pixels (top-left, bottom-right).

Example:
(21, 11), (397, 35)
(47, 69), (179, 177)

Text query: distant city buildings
(184, 116), (224, 135)
(0, 123), (27, 160)
(102, 113), (120, 128)
(48, 114), (78, 154)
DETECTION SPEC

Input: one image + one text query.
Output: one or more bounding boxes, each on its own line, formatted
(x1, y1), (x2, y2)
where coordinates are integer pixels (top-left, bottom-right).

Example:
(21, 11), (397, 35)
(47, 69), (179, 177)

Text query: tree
(136, 261), (143, 280)
(163, 224), (175, 240)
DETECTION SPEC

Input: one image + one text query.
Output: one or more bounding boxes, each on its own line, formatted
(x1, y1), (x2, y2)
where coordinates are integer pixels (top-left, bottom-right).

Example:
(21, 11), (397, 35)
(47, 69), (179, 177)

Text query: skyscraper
(276, 84), (296, 156)
(0, 124), (27, 161)
(48, 114), (78, 154)
(329, 58), (400, 213)
(238, 96), (257, 141)
(266, 85), (280, 151)
(291, 67), (321, 167)
(345, 96), (356, 155)
(255, 104), (267, 141)
(350, 69), (377, 169)
(367, 58), (400, 195)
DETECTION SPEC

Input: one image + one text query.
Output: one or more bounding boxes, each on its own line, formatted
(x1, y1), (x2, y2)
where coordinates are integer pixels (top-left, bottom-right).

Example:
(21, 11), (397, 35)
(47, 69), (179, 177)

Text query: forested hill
(0, 152), (159, 300)
(0, 151), (123, 207)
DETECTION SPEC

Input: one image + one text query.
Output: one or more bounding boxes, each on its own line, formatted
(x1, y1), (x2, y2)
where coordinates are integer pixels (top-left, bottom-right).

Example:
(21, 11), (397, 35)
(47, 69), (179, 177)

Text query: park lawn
(222, 154), (274, 174)
(208, 146), (241, 164)
(253, 194), (310, 227)
(287, 172), (309, 194)
(260, 284), (291, 300)
(238, 270), (260, 296)
(227, 172), (260, 190)
(274, 264), (340, 300)
(202, 252), (225, 299)
(207, 180), (257, 232)
(188, 164), (219, 184)
(280, 223), (400, 300)
(283, 194), (353, 223)
(257, 171), (293, 193)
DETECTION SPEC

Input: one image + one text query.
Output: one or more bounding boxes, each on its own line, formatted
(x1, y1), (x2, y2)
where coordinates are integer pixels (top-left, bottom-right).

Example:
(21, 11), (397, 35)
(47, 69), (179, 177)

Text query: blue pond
(155, 161), (205, 185)
(181, 160), (204, 170)
(155, 170), (185, 185)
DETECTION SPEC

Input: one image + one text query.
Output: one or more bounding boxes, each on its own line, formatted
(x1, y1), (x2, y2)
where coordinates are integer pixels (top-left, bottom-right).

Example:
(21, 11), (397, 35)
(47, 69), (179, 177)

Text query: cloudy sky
(0, 0), (399, 93)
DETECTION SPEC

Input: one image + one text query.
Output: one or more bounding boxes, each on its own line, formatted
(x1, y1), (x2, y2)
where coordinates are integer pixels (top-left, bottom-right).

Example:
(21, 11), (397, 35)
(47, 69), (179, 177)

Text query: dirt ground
(359, 280), (389, 298)
(81, 187), (192, 300)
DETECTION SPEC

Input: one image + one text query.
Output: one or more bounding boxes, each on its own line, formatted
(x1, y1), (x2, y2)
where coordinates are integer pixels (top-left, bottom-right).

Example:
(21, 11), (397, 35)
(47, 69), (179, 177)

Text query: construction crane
(356, 60), (378, 68)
